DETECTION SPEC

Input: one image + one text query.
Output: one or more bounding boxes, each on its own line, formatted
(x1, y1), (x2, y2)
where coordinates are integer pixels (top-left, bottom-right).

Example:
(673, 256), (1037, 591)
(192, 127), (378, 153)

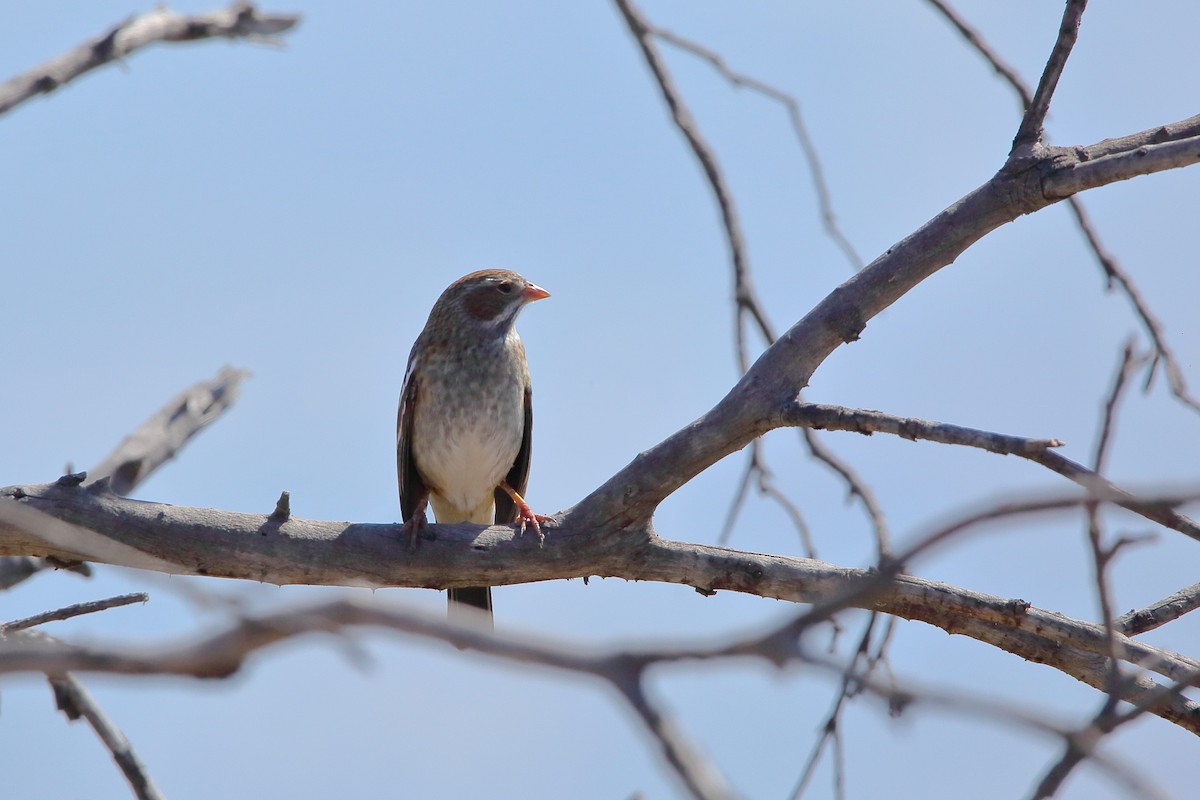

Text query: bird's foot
(500, 482), (549, 541)
(401, 498), (429, 550)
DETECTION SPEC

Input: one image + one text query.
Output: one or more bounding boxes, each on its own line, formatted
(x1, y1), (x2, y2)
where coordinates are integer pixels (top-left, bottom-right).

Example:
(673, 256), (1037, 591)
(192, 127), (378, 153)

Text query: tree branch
(4, 478), (1200, 734)
(0, 2), (300, 117)
(926, 1), (1200, 414)
(47, 673), (165, 800)
(0, 366), (249, 590)
(1, 593), (148, 633)
(90, 366), (250, 496)
(646, 23), (863, 271)
(780, 402), (1200, 543)
(1011, 0), (1088, 151)
(1116, 582), (1200, 637)
(1043, 135), (1200, 199)
(924, 0), (1034, 109)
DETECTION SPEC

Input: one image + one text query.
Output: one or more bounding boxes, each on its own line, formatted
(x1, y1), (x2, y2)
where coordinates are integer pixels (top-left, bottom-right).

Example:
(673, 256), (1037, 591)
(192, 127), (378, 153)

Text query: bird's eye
(496, 281), (514, 295)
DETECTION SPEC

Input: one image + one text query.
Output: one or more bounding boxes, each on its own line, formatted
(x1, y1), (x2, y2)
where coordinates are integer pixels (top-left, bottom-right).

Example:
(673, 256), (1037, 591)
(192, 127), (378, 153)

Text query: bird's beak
(523, 282), (551, 302)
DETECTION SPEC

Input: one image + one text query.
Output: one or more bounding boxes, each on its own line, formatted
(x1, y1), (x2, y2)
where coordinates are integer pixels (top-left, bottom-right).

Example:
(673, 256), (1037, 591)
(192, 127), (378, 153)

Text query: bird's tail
(448, 587), (493, 628)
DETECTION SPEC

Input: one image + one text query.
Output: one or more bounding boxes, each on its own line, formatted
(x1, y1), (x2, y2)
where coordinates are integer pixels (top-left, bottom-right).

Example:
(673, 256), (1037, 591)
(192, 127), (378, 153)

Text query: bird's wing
(396, 356), (428, 521)
(495, 384), (533, 525)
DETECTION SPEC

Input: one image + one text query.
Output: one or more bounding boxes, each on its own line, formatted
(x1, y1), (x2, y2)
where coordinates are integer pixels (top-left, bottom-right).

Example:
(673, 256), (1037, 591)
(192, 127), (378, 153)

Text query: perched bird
(396, 269), (549, 626)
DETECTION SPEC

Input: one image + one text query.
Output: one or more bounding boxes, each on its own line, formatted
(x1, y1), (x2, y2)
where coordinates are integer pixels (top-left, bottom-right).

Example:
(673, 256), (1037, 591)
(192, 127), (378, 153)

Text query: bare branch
(924, 0), (1034, 108)
(0, 367), (249, 590)
(718, 441), (815, 556)
(1, 593), (148, 633)
(4, 591), (1197, 767)
(798, 428), (891, 558)
(616, 674), (734, 800)
(1084, 343), (1144, 722)
(647, 25), (863, 271)
(1012, 0), (1089, 151)
(612, 0), (761, 349)
(90, 366), (250, 496)
(1116, 582), (1200, 636)
(1060, 195), (1200, 411)
(780, 402), (1200, 543)
(614, 0), (889, 562)
(1093, 342), (1144, 475)
(789, 615), (885, 800)
(1043, 135), (1200, 199)
(567, 117), (1200, 527)
(6, 478), (1200, 733)
(48, 673), (165, 800)
(1082, 114), (1200, 160)
(785, 402), (1064, 455)
(926, 2), (1200, 413)
(0, 3), (301, 117)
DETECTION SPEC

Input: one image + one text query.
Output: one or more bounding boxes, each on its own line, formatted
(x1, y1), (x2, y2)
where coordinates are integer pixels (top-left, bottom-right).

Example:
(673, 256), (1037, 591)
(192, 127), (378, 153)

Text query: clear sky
(4, 1), (1200, 798)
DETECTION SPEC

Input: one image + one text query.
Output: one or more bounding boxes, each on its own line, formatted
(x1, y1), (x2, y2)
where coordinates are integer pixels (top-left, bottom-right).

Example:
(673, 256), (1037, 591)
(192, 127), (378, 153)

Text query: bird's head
(428, 269), (550, 336)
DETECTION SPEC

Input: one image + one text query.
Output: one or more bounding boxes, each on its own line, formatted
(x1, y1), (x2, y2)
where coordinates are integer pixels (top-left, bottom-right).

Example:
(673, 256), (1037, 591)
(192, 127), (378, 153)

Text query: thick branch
(3, 480), (1199, 734)
(926, 1), (1200, 414)
(0, 367), (249, 589)
(0, 3), (300, 117)
(568, 117), (1200, 527)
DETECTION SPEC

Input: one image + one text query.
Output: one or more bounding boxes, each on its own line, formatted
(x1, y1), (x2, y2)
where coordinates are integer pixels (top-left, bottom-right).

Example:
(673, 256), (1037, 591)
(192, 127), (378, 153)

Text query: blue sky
(4, 2), (1200, 798)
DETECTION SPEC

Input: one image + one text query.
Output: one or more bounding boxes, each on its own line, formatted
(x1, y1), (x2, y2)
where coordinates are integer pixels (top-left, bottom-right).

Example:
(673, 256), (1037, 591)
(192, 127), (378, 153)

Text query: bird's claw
(401, 498), (429, 550)
(501, 481), (548, 541)
(516, 509), (553, 541)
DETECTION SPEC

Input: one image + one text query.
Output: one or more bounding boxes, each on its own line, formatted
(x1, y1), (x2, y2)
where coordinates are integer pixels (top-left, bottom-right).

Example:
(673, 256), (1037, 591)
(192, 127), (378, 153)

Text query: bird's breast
(410, 347), (527, 523)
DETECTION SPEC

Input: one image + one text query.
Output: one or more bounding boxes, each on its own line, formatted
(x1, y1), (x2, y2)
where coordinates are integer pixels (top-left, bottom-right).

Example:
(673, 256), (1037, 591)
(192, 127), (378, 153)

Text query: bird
(396, 269), (549, 627)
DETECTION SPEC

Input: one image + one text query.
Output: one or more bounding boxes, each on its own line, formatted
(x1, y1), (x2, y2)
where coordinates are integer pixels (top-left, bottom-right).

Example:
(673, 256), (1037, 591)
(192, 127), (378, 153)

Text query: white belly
(412, 398), (524, 525)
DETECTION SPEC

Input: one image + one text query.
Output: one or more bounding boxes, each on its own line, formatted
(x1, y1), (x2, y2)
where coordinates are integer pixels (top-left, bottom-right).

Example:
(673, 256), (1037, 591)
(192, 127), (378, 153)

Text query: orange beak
(523, 282), (551, 302)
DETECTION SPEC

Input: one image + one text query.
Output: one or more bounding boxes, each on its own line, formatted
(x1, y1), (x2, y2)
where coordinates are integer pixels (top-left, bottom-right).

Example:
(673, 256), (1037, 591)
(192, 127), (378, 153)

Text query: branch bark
(0, 2), (301, 117)
(89, 366), (249, 496)
(569, 116), (1200, 530)
(3, 478), (1199, 734)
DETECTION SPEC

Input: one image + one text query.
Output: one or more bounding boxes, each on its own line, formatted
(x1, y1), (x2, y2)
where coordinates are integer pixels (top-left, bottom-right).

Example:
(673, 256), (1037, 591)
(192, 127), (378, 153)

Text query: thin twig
(1034, 345), (1186, 798)
(718, 441), (816, 556)
(790, 615), (882, 800)
(782, 402), (1200, 543)
(1092, 342), (1144, 476)
(1066, 199), (1200, 411)
(614, 671), (734, 800)
(1, 593), (148, 633)
(611, 0), (759, 346)
(648, 26), (863, 271)
(924, 0), (1033, 107)
(799, 429), (891, 558)
(1086, 344), (1144, 705)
